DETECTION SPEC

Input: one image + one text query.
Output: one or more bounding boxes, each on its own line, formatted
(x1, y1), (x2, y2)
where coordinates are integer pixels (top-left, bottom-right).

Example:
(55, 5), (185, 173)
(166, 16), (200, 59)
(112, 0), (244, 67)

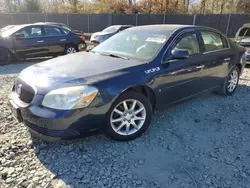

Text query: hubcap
(110, 99), (146, 136)
(227, 70), (238, 92)
(66, 47), (77, 54)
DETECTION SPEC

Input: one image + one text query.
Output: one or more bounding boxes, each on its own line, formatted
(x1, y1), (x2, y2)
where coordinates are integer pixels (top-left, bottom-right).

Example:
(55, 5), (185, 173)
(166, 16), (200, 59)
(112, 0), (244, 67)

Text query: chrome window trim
(202, 48), (230, 54)
(14, 25), (69, 39)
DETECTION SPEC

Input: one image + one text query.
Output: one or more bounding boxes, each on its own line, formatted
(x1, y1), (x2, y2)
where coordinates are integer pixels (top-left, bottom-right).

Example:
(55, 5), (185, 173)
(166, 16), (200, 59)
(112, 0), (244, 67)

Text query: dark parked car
(90, 25), (133, 44)
(10, 25), (246, 141)
(0, 24), (87, 65)
(34, 22), (83, 34)
(235, 23), (250, 64)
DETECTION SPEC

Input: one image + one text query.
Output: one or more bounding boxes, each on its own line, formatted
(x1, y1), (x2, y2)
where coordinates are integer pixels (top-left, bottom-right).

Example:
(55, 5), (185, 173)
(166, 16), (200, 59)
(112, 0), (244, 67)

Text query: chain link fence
(0, 13), (248, 37)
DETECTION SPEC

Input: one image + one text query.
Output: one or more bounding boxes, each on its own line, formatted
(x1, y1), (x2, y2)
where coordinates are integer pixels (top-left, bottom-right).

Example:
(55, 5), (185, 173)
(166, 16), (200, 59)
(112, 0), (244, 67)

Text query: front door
(13, 26), (46, 58)
(157, 31), (208, 106)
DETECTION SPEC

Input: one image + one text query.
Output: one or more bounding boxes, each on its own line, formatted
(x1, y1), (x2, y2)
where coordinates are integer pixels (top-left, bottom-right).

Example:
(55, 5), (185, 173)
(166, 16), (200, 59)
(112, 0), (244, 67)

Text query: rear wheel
(65, 45), (77, 54)
(0, 48), (10, 65)
(217, 66), (240, 95)
(105, 92), (152, 141)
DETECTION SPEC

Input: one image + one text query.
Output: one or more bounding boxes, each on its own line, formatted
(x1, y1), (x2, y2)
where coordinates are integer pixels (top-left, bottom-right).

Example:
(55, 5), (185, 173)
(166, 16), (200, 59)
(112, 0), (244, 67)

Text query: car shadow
(30, 83), (250, 188)
(0, 58), (51, 75)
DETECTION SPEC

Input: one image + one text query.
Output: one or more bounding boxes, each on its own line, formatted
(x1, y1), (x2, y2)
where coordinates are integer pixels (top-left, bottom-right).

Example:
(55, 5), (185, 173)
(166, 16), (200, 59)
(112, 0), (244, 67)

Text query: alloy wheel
(110, 99), (146, 136)
(66, 47), (77, 54)
(227, 69), (238, 93)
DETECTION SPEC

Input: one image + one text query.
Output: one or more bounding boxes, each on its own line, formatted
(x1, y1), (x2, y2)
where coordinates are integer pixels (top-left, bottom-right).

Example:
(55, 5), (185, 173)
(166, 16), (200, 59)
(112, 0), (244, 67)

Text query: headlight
(42, 86), (98, 110)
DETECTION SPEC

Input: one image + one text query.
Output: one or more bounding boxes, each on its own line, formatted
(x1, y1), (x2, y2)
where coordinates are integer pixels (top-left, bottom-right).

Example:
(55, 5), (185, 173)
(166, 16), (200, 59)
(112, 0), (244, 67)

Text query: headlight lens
(42, 86), (98, 110)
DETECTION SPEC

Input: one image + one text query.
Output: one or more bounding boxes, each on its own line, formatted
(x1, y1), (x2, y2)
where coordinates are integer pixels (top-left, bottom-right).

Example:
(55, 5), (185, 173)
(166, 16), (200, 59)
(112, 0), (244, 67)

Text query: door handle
(196, 65), (205, 69)
(60, 39), (66, 41)
(224, 57), (231, 61)
(37, 40), (44, 43)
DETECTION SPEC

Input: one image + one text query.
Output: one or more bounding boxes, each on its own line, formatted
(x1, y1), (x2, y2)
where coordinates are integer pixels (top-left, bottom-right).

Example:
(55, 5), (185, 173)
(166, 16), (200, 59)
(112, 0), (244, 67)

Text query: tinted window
(44, 26), (62, 36)
(173, 33), (199, 55)
(15, 26), (42, 38)
(201, 31), (226, 52)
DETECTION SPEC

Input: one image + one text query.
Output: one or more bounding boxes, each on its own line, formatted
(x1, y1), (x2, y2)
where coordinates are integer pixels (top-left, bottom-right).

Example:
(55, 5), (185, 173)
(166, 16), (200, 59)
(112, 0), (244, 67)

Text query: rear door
(198, 30), (232, 88)
(43, 26), (68, 54)
(13, 26), (46, 58)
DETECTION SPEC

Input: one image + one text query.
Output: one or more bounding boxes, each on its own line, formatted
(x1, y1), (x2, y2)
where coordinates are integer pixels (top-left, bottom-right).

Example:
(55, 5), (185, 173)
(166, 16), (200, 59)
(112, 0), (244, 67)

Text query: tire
(65, 45), (77, 54)
(105, 92), (153, 141)
(0, 48), (10, 65)
(217, 66), (240, 96)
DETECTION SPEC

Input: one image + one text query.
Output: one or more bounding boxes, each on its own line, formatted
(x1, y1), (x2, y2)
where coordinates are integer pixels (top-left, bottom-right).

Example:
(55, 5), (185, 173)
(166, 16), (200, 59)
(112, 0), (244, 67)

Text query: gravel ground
(0, 61), (250, 188)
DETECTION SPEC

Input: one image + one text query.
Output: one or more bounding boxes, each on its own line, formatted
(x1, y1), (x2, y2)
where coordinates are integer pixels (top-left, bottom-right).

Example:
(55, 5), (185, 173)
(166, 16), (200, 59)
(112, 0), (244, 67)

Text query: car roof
(128, 24), (199, 31)
(243, 23), (250, 28)
(108, 25), (133, 27)
(128, 24), (223, 34)
(17, 23), (64, 29)
(34, 22), (65, 26)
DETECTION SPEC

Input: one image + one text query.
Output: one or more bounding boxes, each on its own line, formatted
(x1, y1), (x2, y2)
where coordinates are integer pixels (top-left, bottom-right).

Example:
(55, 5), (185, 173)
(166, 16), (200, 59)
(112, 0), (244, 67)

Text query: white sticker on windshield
(146, 37), (166, 43)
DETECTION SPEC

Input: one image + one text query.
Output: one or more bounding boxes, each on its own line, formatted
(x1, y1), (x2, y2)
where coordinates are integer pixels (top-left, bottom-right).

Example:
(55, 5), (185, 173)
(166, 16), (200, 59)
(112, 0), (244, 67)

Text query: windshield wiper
(107, 53), (129, 60)
(92, 51), (129, 60)
(95, 51), (129, 60)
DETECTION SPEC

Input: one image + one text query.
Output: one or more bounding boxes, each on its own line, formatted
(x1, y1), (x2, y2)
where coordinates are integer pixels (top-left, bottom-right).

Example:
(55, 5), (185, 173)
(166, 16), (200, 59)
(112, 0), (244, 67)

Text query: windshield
(92, 29), (173, 61)
(1, 25), (26, 37)
(238, 27), (250, 37)
(102, 26), (120, 33)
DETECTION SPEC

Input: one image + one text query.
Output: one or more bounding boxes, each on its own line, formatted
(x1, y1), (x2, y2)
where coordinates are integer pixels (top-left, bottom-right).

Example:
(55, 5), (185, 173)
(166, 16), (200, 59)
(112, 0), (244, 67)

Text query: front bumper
(10, 90), (109, 141)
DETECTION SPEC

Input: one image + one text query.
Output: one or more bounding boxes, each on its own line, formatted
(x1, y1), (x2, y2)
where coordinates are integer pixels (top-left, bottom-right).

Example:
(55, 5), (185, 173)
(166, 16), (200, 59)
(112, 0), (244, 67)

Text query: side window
(201, 31), (226, 52)
(173, 33), (200, 55)
(15, 27), (42, 38)
(44, 26), (62, 36)
(62, 29), (69, 35)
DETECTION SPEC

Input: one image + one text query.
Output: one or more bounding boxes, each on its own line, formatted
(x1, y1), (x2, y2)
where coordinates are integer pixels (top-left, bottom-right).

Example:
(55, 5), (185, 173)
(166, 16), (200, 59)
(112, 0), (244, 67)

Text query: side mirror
(14, 33), (25, 39)
(171, 49), (190, 59)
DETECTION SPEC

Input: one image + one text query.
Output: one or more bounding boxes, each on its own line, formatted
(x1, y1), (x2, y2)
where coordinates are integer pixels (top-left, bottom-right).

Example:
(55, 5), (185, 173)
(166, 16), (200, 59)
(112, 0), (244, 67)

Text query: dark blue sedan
(10, 25), (246, 141)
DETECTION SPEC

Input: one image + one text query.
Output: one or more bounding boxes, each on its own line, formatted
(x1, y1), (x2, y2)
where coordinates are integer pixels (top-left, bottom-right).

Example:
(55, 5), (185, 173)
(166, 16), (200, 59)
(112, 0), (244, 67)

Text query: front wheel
(105, 92), (153, 141)
(217, 66), (240, 95)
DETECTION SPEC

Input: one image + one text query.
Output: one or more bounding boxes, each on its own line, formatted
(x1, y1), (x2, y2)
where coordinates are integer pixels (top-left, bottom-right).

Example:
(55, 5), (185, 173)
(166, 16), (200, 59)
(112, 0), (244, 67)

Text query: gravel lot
(0, 60), (250, 188)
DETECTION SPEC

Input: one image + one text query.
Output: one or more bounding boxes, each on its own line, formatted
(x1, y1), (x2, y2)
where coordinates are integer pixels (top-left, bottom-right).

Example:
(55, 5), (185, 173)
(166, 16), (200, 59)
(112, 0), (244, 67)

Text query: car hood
(239, 38), (250, 45)
(19, 52), (144, 94)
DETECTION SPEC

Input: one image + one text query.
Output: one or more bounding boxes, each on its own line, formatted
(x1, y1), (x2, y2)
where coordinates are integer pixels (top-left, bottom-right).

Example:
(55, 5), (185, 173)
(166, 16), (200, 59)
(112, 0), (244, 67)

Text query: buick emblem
(16, 84), (22, 97)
